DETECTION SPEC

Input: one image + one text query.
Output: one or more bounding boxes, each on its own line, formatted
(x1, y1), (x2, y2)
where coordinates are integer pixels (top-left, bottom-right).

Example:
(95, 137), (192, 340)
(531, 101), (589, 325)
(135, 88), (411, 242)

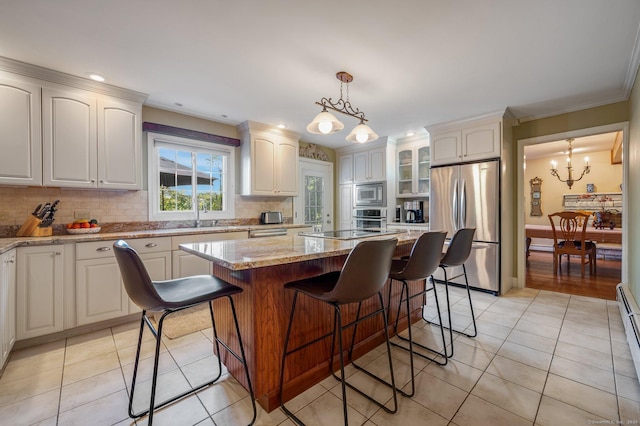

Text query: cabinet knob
(91, 179), (96, 183)
(96, 247), (111, 252)
(145, 243), (157, 248)
(55, 252), (62, 255)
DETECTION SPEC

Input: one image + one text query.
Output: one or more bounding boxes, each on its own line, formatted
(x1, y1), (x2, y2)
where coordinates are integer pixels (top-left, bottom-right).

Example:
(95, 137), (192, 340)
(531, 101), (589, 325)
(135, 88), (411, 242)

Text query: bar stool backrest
(113, 240), (164, 311)
(330, 238), (398, 304)
(440, 228), (476, 267)
(401, 231), (447, 280)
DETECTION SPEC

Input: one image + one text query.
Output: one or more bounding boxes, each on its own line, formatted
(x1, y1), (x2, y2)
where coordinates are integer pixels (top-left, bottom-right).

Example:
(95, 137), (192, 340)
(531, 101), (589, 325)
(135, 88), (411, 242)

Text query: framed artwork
(530, 176), (543, 216)
(586, 183), (595, 193)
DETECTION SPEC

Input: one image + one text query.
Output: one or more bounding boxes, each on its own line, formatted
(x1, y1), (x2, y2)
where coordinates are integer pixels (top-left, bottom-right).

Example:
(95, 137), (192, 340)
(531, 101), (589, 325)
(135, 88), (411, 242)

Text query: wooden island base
(207, 242), (422, 412)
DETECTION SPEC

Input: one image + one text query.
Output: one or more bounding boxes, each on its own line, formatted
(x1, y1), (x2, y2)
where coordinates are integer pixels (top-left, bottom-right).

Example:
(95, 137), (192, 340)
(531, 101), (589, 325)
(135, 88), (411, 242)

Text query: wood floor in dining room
(526, 250), (622, 300)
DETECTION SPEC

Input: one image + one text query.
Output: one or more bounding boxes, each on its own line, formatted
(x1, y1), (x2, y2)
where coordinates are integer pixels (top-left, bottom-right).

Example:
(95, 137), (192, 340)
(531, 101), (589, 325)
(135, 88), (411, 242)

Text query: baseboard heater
(616, 283), (640, 381)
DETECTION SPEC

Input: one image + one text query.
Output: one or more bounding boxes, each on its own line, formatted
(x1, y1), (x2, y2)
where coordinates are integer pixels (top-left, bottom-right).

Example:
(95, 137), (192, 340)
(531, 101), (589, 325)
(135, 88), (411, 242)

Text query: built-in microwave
(354, 181), (386, 207)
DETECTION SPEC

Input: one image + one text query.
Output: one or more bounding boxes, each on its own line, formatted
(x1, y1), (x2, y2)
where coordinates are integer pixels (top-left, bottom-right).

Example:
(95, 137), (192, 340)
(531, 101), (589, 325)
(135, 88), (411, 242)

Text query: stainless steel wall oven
(353, 208), (387, 230)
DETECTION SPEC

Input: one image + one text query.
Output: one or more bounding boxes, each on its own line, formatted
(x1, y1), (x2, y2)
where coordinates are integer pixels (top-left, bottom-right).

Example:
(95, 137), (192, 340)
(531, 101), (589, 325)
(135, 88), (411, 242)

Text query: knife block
(16, 215), (53, 237)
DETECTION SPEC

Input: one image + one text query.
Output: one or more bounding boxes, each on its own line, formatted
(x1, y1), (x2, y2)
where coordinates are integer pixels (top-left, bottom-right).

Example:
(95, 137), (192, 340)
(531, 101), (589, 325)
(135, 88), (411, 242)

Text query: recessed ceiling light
(405, 131), (415, 137)
(88, 74), (105, 82)
(277, 124), (287, 129)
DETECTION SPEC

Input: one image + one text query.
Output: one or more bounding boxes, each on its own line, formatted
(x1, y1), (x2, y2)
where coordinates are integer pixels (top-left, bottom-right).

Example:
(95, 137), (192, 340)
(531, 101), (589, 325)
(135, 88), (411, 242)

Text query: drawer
(76, 237), (171, 260)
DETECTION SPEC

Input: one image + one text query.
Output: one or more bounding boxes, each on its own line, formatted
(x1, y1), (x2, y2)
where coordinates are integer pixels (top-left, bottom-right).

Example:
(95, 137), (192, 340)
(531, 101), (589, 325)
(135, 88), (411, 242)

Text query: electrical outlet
(74, 210), (90, 219)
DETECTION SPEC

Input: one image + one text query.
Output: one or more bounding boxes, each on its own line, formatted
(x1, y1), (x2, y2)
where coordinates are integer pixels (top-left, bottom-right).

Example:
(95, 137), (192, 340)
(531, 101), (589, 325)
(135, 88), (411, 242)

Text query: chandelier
(306, 71), (378, 143)
(549, 138), (590, 189)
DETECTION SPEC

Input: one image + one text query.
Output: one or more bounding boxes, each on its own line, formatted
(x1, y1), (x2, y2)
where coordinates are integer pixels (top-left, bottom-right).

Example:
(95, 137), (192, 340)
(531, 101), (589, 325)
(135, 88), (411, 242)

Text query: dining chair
(113, 240), (256, 425)
(548, 211), (597, 277)
(279, 238), (399, 426)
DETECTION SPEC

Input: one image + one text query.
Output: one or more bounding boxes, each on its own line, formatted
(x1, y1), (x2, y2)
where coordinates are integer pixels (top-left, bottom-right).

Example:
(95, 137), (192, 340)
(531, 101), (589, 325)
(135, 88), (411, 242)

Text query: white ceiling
(524, 132), (620, 160)
(2, 1), (640, 149)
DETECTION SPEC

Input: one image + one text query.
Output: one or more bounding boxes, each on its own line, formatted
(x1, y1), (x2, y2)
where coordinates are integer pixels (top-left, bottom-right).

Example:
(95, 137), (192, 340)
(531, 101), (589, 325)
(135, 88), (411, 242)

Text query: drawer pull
(96, 247), (111, 252)
(145, 243), (157, 248)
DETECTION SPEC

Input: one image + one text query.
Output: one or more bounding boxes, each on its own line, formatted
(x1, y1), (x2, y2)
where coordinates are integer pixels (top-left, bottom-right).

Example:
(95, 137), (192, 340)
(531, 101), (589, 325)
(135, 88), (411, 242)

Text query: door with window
(295, 159), (333, 232)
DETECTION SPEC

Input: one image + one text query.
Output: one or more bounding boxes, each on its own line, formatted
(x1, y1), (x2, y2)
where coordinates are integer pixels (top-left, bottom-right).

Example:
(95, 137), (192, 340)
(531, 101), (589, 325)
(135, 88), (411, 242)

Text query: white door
(295, 158), (334, 231)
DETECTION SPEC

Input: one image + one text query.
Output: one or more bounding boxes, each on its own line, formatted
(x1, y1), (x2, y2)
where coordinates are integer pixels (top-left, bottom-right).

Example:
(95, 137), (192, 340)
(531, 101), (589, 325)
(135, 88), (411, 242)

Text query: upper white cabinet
(0, 59), (146, 189)
(353, 146), (386, 182)
(397, 139), (430, 198)
(338, 153), (354, 184)
(42, 85), (142, 189)
(0, 73), (42, 186)
(238, 120), (301, 196)
(428, 115), (503, 166)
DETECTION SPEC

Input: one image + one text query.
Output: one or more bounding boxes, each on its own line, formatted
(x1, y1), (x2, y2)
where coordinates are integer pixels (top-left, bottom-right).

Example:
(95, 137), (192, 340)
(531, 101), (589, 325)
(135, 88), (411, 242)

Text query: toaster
(260, 211), (283, 224)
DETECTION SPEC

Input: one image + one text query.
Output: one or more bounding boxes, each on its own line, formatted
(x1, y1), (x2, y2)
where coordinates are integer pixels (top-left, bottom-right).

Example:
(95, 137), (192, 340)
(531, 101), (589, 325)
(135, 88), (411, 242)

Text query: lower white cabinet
(17, 245), (65, 340)
(1, 249), (16, 367)
(75, 237), (171, 326)
(171, 231), (247, 278)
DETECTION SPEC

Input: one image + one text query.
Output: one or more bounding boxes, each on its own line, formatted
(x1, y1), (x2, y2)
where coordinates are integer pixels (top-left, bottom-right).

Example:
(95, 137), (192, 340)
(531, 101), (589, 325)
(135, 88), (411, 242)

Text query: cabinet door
(339, 184), (353, 230)
(416, 145), (430, 196)
(172, 251), (211, 279)
(368, 147), (386, 181)
(462, 121), (501, 162)
(276, 138), (299, 195)
(76, 258), (129, 326)
(251, 137), (277, 194)
(42, 86), (97, 188)
(430, 131), (462, 166)
(397, 147), (414, 197)
(97, 98), (142, 189)
(0, 75), (42, 186)
(1, 250), (16, 367)
(17, 246), (64, 340)
(338, 154), (354, 184)
(353, 151), (369, 182)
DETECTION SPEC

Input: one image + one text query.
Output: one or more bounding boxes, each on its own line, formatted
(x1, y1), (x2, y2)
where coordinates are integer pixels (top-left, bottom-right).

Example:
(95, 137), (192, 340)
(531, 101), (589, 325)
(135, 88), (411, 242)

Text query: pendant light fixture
(306, 71), (378, 143)
(549, 138), (591, 189)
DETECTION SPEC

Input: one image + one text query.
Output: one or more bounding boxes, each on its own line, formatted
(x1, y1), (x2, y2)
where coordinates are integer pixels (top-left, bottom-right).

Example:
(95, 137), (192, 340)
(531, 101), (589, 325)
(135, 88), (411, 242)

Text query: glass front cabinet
(397, 142), (430, 198)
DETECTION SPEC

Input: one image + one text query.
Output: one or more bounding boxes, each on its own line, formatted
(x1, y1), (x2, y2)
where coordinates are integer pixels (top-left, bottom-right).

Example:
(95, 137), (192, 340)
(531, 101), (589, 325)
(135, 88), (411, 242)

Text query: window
(147, 132), (235, 221)
(304, 175), (323, 225)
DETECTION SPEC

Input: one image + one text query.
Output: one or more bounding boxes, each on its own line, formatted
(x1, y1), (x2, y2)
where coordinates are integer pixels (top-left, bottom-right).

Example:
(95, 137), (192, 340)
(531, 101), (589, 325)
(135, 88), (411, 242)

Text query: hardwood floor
(525, 250), (621, 300)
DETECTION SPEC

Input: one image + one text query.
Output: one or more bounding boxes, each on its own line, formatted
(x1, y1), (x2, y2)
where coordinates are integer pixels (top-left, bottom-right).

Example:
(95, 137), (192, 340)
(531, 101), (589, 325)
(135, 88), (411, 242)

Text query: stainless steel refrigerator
(429, 160), (500, 294)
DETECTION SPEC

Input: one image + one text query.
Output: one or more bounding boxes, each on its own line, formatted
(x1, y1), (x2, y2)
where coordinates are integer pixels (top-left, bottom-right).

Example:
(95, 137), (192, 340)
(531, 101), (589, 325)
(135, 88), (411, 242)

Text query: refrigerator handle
(452, 179), (458, 231)
(461, 179), (467, 227)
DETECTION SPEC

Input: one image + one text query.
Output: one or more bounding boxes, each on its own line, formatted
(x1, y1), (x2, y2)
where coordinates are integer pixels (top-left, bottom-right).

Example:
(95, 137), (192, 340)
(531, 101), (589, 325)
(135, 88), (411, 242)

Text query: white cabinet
(397, 140), (430, 197)
(0, 73), (42, 186)
(0, 62), (144, 189)
(429, 118), (501, 166)
(171, 231), (248, 279)
(353, 146), (386, 182)
(338, 184), (354, 230)
(75, 237), (171, 325)
(1, 249), (16, 367)
(338, 154), (354, 184)
(17, 245), (65, 340)
(238, 121), (301, 196)
(43, 85), (142, 189)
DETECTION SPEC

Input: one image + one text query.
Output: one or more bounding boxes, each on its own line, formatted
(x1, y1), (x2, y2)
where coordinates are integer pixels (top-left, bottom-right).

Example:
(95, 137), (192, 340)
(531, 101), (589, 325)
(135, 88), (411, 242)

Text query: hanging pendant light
(306, 108), (344, 134)
(306, 71), (378, 143)
(549, 138), (591, 189)
(346, 120), (378, 143)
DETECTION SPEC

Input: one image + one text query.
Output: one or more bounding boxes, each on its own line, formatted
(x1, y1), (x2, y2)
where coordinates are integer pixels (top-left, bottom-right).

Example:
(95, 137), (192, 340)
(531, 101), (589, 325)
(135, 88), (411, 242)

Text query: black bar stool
(279, 238), (399, 426)
(383, 231), (447, 397)
(430, 228), (477, 358)
(113, 240), (256, 425)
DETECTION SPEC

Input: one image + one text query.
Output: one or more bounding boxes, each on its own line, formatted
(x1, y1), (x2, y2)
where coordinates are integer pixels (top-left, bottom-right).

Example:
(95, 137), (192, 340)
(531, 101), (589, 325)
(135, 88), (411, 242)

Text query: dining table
(525, 224), (622, 256)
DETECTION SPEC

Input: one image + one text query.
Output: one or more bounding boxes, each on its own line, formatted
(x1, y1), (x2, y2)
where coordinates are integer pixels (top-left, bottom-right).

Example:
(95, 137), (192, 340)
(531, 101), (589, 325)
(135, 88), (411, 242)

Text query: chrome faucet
(195, 200), (202, 228)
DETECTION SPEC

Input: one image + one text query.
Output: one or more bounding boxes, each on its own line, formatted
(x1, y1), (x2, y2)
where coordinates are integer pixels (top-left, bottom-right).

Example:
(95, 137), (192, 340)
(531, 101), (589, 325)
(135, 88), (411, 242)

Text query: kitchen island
(180, 230), (425, 412)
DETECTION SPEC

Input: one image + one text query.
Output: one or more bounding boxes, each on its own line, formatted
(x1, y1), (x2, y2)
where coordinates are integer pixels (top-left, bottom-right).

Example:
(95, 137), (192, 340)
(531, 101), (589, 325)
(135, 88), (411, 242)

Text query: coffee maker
(403, 200), (425, 223)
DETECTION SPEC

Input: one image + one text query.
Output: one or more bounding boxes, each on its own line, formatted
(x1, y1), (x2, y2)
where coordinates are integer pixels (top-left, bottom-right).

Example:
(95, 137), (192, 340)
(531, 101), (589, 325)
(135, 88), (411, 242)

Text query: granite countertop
(0, 224), (309, 255)
(180, 229), (424, 270)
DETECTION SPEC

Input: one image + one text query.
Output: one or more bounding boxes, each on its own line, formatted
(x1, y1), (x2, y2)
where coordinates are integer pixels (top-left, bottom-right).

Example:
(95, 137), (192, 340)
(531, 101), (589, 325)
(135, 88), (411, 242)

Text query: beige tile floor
(0, 285), (638, 425)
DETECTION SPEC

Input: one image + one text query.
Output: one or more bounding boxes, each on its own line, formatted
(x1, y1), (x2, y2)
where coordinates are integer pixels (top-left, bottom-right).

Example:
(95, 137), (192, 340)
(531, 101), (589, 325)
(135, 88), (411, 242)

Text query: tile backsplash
(0, 187), (293, 236)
